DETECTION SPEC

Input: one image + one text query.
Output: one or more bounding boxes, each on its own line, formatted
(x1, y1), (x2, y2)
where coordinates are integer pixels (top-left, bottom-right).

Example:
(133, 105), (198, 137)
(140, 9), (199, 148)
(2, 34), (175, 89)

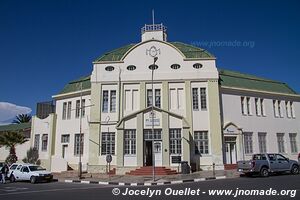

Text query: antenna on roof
(152, 9), (155, 25)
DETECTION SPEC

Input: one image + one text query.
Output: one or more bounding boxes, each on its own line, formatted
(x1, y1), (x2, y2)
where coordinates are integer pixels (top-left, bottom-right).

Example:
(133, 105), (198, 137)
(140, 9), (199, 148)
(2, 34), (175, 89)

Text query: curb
(60, 175), (227, 186)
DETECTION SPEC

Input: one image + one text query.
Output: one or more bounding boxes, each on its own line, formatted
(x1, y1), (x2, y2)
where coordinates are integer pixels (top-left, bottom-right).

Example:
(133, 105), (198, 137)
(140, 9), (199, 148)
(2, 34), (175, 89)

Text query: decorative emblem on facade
(146, 46), (161, 57)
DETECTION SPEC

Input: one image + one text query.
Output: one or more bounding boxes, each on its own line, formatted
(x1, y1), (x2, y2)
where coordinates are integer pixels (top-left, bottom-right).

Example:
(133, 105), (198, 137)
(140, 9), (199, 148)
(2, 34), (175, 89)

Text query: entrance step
(224, 164), (237, 170)
(126, 166), (177, 175)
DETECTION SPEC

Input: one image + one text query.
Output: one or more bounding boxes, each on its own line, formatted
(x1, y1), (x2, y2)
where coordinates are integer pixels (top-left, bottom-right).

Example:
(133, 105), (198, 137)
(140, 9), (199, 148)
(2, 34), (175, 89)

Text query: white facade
(221, 88), (300, 164)
(26, 23), (300, 174)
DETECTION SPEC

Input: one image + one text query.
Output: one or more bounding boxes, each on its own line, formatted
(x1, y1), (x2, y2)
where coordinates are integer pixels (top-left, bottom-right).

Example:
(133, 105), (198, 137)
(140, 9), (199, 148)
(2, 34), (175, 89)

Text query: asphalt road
(0, 174), (299, 200)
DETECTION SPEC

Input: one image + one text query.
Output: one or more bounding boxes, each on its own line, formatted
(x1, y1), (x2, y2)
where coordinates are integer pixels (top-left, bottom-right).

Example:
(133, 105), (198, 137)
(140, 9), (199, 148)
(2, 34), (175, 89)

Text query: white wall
(55, 94), (91, 169)
(0, 141), (30, 163)
(221, 89), (300, 161)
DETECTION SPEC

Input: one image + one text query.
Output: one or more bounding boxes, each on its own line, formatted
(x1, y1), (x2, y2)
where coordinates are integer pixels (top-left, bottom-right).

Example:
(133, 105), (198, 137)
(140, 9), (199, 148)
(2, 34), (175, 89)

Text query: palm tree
(0, 131), (28, 164)
(13, 114), (31, 124)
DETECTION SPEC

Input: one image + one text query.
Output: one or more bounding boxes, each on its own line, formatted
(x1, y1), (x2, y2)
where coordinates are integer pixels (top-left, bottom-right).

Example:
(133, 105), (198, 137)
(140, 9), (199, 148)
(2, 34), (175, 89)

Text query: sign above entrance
(145, 118), (160, 126)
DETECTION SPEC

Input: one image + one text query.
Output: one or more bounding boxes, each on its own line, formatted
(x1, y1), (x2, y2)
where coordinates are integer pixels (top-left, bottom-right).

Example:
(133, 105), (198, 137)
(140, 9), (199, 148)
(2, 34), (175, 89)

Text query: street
(0, 174), (299, 200)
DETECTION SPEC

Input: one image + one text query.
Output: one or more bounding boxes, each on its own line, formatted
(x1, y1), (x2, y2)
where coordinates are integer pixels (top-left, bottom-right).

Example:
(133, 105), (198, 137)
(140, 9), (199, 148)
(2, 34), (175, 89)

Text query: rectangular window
(67, 101), (72, 119)
(147, 89), (153, 107)
(81, 99), (86, 117)
(277, 133), (285, 153)
(192, 88), (199, 110)
(61, 134), (70, 143)
(177, 88), (184, 109)
(75, 100), (80, 118)
(246, 97), (251, 115)
(273, 100), (279, 117)
(132, 89), (138, 110)
(125, 90), (131, 111)
(170, 89), (176, 110)
(255, 98), (260, 116)
(102, 90), (109, 112)
(110, 90), (116, 112)
(241, 97), (245, 115)
(101, 132), (115, 155)
(41, 134), (48, 151)
(62, 102), (67, 120)
(291, 102), (296, 118)
(74, 134), (84, 155)
(155, 89), (161, 108)
(200, 88), (207, 110)
(278, 100), (282, 117)
(143, 129), (162, 140)
(244, 132), (253, 154)
(170, 129), (182, 154)
(34, 134), (40, 150)
(124, 130), (136, 155)
(194, 131), (209, 154)
(260, 98), (265, 116)
(258, 132), (267, 153)
(289, 133), (298, 153)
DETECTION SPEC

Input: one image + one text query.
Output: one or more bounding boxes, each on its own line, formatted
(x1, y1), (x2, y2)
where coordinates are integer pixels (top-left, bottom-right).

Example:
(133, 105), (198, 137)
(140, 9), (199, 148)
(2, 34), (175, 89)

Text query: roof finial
(152, 9), (155, 25)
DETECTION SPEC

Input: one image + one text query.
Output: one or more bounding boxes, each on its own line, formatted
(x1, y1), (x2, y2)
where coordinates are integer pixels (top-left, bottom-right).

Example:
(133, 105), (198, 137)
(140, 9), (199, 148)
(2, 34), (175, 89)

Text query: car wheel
(10, 175), (16, 182)
(260, 167), (269, 177)
(30, 176), (36, 184)
(291, 165), (299, 175)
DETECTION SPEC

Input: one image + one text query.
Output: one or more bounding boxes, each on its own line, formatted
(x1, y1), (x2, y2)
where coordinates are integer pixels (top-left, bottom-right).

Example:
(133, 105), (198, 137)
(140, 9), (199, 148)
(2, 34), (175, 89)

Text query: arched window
(105, 66), (114, 71)
(170, 64), (181, 69)
(127, 65), (136, 71)
(193, 63), (203, 69)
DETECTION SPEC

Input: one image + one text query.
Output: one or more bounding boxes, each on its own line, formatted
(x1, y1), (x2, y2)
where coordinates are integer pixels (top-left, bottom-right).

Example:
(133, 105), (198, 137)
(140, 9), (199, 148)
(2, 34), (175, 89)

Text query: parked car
(237, 153), (299, 177)
(7, 163), (24, 182)
(9, 164), (53, 184)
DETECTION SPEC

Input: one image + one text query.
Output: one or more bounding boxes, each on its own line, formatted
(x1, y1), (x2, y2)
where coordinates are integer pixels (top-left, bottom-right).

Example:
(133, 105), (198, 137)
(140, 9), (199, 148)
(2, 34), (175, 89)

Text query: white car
(10, 164), (53, 184)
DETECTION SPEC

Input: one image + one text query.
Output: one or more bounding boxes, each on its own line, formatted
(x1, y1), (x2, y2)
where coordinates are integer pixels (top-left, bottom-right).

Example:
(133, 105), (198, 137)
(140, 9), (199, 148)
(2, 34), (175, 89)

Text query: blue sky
(0, 0), (299, 123)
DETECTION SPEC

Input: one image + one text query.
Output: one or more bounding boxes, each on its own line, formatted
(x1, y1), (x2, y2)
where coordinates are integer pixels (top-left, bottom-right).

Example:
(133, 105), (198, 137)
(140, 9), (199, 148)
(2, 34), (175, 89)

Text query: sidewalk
(53, 169), (239, 185)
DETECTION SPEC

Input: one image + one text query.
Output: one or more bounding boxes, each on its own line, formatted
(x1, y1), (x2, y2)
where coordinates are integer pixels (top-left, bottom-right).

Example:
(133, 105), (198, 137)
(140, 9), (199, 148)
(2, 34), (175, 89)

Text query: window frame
(194, 131), (209, 155)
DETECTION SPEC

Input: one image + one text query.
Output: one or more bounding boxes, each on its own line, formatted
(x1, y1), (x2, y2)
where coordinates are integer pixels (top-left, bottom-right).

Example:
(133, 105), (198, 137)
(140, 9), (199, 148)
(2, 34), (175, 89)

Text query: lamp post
(151, 57), (158, 182)
(78, 81), (83, 179)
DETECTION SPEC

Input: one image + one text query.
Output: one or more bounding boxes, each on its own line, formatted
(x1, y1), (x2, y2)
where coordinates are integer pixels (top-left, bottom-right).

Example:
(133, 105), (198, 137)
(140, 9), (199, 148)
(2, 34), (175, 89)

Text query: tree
(22, 147), (41, 165)
(0, 131), (28, 165)
(13, 114), (31, 124)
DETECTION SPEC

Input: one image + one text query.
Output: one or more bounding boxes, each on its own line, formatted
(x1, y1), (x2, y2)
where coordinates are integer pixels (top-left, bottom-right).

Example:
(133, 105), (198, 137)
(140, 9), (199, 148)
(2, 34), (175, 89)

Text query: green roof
(219, 69), (297, 95)
(58, 75), (91, 95)
(94, 44), (136, 62)
(170, 42), (214, 58)
(0, 122), (31, 132)
(94, 42), (214, 62)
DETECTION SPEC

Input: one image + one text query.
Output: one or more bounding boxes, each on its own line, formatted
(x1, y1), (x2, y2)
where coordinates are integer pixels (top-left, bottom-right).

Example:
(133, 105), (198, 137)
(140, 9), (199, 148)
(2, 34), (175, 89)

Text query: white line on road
(0, 185), (112, 196)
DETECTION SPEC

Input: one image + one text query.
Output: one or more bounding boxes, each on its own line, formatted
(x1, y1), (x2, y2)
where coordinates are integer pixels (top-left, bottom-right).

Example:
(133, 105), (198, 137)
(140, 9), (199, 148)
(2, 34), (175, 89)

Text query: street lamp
(150, 57), (158, 182)
(78, 81), (83, 179)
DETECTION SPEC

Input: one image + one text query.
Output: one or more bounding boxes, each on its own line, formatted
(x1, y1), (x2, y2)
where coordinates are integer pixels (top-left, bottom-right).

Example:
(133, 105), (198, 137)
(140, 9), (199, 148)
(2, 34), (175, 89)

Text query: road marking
(0, 187), (29, 192)
(0, 185), (113, 196)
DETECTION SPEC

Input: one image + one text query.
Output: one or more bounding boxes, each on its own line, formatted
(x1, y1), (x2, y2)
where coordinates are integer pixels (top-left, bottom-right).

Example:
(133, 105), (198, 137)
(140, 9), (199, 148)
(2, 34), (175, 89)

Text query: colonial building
(29, 23), (300, 174)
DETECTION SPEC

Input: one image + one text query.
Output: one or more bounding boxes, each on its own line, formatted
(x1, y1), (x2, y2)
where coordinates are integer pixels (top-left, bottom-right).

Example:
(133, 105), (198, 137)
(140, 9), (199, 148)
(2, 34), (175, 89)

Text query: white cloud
(0, 102), (32, 124)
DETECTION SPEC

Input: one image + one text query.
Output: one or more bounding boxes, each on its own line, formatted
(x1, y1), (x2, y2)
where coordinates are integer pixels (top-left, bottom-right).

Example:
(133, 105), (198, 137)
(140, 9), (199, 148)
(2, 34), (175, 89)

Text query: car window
(268, 154), (276, 161)
(29, 166), (44, 171)
(276, 154), (287, 161)
(253, 154), (267, 160)
(21, 166), (29, 173)
(16, 165), (22, 170)
(10, 164), (18, 170)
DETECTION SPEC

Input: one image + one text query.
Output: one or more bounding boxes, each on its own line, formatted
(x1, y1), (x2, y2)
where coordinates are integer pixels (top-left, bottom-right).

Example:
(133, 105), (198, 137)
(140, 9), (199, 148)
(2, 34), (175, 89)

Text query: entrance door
(225, 137), (237, 164)
(145, 141), (153, 166)
(62, 145), (68, 159)
(153, 141), (162, 166)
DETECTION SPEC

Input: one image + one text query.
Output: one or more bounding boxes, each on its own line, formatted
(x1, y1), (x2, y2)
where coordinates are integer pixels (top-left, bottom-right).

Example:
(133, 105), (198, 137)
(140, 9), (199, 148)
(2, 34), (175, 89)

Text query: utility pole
(151, 57), (158, 182)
